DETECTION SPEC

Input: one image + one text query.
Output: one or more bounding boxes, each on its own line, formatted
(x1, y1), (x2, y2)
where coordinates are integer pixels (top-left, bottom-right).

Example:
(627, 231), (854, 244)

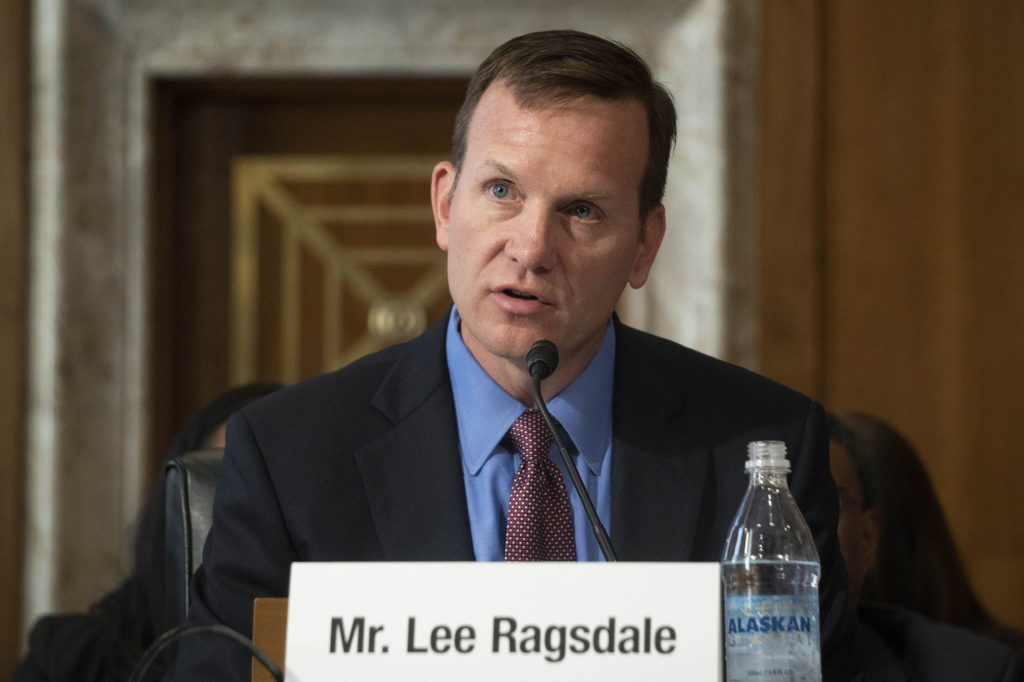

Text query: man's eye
(572, 204), (593, 220)
(490, 182), (510, 199)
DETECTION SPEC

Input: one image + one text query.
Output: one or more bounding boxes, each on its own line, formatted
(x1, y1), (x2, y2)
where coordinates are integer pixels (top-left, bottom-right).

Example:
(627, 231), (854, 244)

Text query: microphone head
(527, 340), (559, 380)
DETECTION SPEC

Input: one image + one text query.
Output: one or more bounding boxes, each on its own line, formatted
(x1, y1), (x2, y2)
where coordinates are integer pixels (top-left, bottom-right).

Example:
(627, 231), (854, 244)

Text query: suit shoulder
(246, 344), (401, 416)
(246, 316), (449, 419)
(616, 323), (813, 408)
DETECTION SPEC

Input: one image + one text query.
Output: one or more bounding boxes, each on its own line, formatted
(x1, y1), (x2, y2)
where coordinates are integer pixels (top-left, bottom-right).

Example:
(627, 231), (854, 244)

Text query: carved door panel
(151, 77), (466, 473)
(231, 155), (450, 385)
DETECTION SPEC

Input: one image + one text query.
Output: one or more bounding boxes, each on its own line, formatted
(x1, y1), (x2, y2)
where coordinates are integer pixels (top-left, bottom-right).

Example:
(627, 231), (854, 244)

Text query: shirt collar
(446, 308), (615, 477)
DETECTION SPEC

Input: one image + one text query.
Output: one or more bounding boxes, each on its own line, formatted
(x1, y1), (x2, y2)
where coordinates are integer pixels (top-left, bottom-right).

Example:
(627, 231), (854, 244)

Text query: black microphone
(527, 339), (558, 381)
(526, 340), (618, 561)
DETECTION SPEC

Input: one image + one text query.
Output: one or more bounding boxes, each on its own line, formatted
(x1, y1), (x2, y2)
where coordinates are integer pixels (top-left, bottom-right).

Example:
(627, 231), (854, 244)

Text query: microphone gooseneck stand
(127, 622), (284, 682)
(526, 340), (618, 562)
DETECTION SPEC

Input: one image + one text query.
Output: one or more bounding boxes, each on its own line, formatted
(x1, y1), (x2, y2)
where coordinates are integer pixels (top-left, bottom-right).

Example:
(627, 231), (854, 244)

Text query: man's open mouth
(504, 289), (538, 301)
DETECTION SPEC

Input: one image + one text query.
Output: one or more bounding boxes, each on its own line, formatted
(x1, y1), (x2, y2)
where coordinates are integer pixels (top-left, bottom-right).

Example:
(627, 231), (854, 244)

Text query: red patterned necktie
(504, 409), (577, 561)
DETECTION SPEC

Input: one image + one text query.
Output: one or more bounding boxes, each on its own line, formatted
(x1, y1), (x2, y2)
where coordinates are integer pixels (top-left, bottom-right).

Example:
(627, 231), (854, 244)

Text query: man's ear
(431, 161), (455, 251)
(628, 204), (666, 289)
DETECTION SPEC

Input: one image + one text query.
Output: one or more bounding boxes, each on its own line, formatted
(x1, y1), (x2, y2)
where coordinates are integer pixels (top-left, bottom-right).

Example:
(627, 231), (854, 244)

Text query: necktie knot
(508, 409), (554, 464)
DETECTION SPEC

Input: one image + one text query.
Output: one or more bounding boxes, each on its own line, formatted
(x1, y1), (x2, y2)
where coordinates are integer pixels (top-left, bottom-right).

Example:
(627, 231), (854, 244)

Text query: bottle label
(723, 594), (821, 682)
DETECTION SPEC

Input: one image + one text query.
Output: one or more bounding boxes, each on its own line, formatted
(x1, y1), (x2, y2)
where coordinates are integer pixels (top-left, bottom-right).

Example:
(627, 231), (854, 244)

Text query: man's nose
(505, 206), (557, 271)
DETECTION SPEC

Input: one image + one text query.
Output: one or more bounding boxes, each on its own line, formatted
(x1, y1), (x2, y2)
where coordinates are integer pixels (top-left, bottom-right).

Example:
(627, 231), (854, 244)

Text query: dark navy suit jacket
(170, 316), (858, 680)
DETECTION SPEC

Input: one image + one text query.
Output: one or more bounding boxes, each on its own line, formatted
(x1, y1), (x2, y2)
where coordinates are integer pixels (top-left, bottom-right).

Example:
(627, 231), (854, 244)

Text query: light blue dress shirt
(445, 308), (614, 561)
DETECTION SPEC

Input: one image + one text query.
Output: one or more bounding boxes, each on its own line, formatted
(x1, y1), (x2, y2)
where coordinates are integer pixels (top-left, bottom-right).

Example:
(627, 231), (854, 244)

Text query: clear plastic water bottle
(721, 441), (822, 682)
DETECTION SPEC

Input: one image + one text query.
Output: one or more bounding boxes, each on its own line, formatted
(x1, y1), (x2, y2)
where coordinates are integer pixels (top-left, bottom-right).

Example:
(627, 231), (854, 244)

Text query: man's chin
(464, 324), (558, 364)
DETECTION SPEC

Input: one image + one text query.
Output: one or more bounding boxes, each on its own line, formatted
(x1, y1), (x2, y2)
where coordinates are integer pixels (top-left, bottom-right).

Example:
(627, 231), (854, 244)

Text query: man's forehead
(465, 83), (648, 156)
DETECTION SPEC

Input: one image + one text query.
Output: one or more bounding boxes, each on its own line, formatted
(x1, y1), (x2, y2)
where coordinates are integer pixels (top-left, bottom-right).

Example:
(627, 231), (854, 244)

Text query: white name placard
(284, 562), (722, 682)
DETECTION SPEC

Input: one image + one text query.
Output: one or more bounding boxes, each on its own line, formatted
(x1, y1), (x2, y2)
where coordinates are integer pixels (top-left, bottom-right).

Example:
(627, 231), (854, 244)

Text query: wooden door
(0, 0), (28, 675)
(760, 2), (1024, 630)
(150, 77), (466, 477)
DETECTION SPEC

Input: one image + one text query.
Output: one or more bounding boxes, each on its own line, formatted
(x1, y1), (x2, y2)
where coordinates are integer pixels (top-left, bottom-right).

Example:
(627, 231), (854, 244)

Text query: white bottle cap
(745, 440), (791, 472)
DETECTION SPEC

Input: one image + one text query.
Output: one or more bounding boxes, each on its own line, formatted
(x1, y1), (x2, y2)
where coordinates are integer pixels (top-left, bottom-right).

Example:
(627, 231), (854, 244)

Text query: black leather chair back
(164, 448), (224, 627)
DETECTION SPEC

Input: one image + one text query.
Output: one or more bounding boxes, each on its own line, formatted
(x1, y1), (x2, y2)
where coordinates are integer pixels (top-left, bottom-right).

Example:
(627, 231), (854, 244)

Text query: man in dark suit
(170, 30), (858, 680)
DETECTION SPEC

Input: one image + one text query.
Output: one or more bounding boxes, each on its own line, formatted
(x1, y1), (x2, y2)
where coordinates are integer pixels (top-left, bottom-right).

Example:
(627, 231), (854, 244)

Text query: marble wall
(26, 0), (759, 629)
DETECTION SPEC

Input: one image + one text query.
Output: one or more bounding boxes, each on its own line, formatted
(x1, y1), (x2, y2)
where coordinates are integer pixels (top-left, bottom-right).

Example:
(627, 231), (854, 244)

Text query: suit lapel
(353, 318), (476, 560)
(610, 323), (716, 561)
(348, 317), (717, 563)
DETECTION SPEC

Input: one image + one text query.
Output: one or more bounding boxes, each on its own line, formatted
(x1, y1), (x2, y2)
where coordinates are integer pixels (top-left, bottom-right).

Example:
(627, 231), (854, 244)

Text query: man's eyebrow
(482, 160), (517, 178)
(573, 189), (613, 201)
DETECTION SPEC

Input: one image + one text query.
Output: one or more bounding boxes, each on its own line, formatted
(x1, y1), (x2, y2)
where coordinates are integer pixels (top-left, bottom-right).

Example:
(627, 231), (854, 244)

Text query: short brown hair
(451, 30), (677, 224)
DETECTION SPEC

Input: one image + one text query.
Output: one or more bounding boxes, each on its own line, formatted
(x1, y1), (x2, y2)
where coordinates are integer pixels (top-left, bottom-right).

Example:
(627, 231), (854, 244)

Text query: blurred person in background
(14, 380), (283, 682)
(829, 411), (1023, 681)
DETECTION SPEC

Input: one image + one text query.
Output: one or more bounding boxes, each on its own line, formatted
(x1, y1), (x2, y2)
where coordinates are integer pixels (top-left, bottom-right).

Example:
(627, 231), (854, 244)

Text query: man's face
(431, 82), (664, 391)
